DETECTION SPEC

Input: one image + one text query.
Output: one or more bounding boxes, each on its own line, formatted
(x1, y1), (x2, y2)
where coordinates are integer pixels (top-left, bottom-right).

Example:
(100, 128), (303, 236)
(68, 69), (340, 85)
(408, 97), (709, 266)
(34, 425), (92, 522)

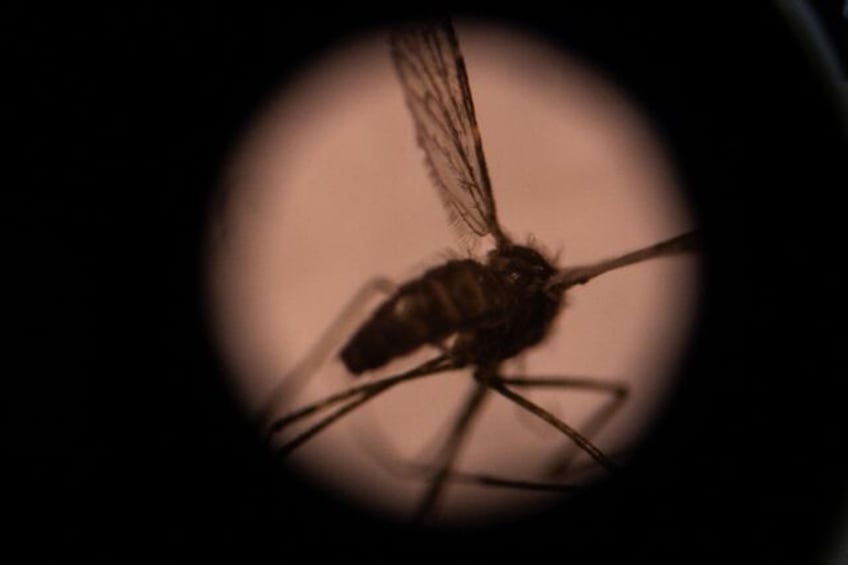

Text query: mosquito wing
(390, 19), (509, 247)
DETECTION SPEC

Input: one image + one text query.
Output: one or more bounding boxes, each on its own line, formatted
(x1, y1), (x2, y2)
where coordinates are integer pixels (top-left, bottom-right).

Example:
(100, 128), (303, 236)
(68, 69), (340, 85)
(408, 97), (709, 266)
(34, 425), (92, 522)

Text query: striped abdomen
(340, 259), (505, 374)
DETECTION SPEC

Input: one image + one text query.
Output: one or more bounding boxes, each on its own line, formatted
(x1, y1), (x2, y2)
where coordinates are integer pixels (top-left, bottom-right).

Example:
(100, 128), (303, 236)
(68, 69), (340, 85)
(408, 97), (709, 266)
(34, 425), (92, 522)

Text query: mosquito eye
(508, 269), (526, 284)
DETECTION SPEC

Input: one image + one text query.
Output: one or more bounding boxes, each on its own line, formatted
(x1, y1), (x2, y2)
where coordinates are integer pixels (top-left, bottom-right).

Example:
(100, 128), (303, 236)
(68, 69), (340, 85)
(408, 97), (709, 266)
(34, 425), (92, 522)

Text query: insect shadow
(259, 18), (699, 523)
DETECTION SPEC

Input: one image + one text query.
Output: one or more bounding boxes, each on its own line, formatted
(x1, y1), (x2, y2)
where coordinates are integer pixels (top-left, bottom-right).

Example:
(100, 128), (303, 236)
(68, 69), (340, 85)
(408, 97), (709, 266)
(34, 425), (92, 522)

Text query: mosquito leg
(275, 382), (390, 457)
(380, 456), (581, 492)
(258, 276), (396, 427)
(497, 376), (627, 476)
(414, 383), (490, 522)
(488, 380), (618, 474)
(269, 354), (458, 454)
(344, 373), (623, 496)
(354, 427), (584, 493)
(498, 375), (627, 395)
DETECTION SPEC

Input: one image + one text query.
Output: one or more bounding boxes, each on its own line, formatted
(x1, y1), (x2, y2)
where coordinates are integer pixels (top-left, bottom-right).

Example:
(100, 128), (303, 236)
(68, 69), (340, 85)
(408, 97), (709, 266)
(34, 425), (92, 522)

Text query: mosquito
(262, 18), (699, 521)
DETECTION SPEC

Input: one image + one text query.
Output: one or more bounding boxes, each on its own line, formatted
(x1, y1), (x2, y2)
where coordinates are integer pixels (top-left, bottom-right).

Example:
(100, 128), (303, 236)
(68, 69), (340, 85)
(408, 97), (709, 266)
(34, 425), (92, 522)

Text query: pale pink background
(206, 22), (699, 525)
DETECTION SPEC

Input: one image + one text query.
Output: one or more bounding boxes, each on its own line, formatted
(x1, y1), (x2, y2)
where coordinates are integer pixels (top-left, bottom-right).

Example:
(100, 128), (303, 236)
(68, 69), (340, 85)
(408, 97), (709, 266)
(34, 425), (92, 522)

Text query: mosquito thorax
(458, 243), (565, 364)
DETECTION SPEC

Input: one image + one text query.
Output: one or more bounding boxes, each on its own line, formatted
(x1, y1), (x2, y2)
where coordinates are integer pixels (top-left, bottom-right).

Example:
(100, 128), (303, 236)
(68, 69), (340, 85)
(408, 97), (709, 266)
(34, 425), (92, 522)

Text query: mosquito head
(487, 244), (558, 293)
(544, 271), (570, 296)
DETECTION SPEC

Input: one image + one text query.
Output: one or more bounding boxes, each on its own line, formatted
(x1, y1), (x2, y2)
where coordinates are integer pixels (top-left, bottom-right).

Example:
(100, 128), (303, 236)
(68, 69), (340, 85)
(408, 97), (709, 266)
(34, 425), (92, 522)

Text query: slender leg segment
(269, 355), (458, 456)
(269, 349), (624, 513)
(414, 383), (490, 521)
(258, 277), (396, 429)
(413, 371), (622, 518)
(488, 380), (618, 473)
(497, 375), (627, 476)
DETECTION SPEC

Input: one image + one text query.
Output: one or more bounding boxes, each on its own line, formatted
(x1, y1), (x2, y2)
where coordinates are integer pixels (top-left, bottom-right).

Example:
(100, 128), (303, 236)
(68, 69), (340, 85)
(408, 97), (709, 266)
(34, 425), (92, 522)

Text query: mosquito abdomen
(340, 259), (504, 374)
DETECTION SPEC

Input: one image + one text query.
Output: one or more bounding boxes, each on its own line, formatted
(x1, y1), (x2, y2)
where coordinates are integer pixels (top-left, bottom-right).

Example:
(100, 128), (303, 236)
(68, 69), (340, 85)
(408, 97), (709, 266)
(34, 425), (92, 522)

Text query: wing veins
(420, 28), (496, 235)
(390, 20), (508, 246)
(406, 32), (482, 204)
